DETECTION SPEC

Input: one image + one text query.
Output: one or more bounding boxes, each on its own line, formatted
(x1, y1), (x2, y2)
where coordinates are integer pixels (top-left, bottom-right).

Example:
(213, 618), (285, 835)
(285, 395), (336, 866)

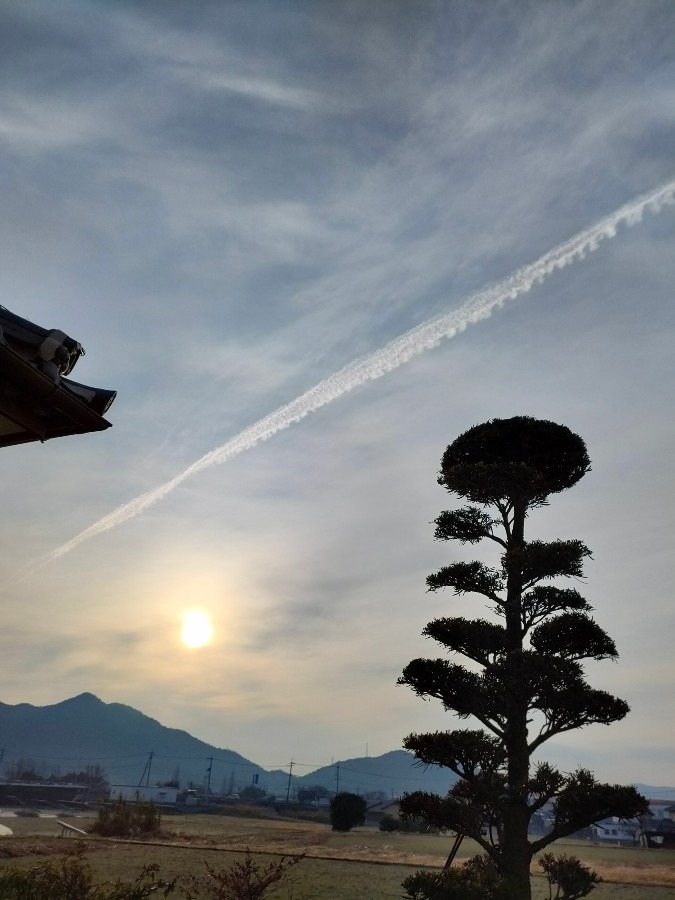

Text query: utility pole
(138, 751), (154, 788)
(205, 757), (213, 802)
(335, 762), (340, 794)
(286, 761), (294, 803)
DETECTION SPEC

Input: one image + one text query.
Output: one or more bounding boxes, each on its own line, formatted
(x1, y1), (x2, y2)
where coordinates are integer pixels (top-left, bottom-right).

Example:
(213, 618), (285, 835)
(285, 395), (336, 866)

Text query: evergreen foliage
(538, 853), (600, 899)
(329, 791), (367, 831)
(398, 417), (648, 900)
(402, 855), (504, 900)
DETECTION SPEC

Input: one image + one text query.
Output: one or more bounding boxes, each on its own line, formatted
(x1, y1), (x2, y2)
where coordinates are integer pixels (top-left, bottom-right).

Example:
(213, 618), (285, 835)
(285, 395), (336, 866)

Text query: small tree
(329, 792), (367, 831)
(398, 417), (647, 900)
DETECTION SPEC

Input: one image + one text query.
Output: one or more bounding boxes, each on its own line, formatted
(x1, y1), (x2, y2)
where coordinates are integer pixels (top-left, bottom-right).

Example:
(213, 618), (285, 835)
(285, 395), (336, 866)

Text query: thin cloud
(9, 175), (673, 583)
(198, 71), (342, 112)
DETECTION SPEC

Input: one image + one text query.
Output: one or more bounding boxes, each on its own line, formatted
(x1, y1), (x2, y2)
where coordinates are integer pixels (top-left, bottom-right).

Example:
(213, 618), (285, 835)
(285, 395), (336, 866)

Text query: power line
(2, 745), (668, 792)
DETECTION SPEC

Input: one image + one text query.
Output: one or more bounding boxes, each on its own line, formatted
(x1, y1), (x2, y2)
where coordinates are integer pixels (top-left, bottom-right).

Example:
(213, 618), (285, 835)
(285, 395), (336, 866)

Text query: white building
(590, 817), (639, 844)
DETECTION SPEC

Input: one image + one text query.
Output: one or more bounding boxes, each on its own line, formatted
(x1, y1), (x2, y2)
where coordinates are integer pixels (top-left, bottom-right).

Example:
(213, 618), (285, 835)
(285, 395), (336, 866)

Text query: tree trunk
(500, 804), (533, 899)
(500, 498), (532, 899)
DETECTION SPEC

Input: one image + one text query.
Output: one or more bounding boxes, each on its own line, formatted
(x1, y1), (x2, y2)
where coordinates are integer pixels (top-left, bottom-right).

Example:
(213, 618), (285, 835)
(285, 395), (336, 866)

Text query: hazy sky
(1, 0), (674, 789)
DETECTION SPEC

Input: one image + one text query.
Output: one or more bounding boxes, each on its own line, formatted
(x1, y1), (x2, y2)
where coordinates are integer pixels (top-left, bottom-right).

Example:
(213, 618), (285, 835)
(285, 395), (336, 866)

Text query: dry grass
(593, 864), (675, 887)
(531, 839), (675, 888)
(0, 839), (98, 859)
(0, 812), (673, 898)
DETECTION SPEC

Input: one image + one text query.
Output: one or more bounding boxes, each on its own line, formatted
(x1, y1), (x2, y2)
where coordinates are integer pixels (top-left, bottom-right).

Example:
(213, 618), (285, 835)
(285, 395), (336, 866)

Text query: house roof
(0, 308), (115, 447)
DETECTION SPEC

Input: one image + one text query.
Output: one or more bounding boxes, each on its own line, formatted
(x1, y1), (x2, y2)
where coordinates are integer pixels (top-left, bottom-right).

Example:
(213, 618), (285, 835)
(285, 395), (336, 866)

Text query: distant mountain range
(0, 694), (671, 802)
(0, 693), (456, 798)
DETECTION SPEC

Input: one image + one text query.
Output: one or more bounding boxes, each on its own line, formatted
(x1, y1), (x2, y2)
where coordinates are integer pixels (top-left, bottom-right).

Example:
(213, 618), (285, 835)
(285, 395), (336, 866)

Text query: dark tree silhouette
(398, 417), (647, 900)
(329, 792), (367, 832)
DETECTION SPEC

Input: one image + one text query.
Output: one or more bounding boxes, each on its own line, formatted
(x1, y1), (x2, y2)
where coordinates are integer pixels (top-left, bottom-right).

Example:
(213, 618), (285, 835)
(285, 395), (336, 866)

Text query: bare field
(0, 812), (673, 899)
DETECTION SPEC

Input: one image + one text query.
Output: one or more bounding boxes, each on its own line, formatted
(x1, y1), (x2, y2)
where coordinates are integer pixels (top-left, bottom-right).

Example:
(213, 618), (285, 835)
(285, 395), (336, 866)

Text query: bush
(329, 792), (367, 832)
(402, 855), (505, 900)
(89, 798), (162, 838)
(182, 850), (303, 900)
(539, 854), (601, 899)
(379, 814), (400, 832)
(402, 870), (487, 900)
(0, 848), (175, 899)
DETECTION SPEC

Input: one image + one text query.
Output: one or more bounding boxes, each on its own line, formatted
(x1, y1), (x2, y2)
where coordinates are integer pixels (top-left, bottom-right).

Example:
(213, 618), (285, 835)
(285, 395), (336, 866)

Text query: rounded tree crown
(440, 416), (590, 506)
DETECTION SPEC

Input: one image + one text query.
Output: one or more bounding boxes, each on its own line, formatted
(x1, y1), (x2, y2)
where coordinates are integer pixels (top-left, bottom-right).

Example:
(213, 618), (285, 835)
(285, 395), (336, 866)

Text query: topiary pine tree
(398, 416), (648, 900)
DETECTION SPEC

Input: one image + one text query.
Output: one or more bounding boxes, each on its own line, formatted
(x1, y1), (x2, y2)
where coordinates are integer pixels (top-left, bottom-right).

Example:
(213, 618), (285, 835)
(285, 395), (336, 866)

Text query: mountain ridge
(0, 693), (452, 797)
(0, 695), (671, 801)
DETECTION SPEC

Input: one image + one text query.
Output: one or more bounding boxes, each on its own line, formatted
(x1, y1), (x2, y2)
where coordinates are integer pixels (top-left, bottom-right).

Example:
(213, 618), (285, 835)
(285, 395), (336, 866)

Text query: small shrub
(402, 869), (485, 900)
(459, 855), (501, 887)
(379, 814), (400, 832)
(0, 851), (94, 900)
(99, 863), (175, 900)
(0, 849), (175, 899)
(402, 855), (505, 900)
(89, 798), (162, 838)
(182, 850), (303, 900)
(539, 853), (601, 900)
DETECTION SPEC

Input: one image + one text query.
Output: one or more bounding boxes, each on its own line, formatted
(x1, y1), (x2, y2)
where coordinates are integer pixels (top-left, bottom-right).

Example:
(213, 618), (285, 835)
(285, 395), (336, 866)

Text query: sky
(0, 0), (673, 789)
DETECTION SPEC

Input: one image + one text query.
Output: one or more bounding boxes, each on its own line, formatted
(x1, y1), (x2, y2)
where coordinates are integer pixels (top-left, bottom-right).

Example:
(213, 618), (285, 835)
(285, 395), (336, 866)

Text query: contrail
(16, 177), (675, 577)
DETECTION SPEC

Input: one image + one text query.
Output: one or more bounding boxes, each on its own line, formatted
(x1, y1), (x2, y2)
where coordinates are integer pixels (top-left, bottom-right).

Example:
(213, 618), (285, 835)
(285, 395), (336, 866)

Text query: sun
(181, 610), (213, 648)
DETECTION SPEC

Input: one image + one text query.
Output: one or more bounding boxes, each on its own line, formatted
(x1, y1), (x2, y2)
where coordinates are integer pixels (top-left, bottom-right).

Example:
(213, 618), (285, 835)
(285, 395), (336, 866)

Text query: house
(365, 799), (400, 825)
(644, 799), (674, 820)
(590, 817), (640, 845)
(638, 799), (675, 849)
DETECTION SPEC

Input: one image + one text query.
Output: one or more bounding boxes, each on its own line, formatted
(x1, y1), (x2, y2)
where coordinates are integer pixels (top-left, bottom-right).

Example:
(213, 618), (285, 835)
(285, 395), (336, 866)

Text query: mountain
(0, 693), (287, 793)
(297, 750), (456, 797)
(0, 694), (452, 798)
(634, 784), (675, 801)
(2, 695), (670, 802)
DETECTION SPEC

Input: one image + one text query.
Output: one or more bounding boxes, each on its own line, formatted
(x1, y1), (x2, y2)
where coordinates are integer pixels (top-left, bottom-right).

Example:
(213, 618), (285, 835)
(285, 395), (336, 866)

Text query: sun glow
(181, 610), (213, 648)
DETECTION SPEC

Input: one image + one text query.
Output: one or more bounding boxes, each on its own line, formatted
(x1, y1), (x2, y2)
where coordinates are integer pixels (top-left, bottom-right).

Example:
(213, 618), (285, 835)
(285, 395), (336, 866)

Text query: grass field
(0, 811), (673, 898)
